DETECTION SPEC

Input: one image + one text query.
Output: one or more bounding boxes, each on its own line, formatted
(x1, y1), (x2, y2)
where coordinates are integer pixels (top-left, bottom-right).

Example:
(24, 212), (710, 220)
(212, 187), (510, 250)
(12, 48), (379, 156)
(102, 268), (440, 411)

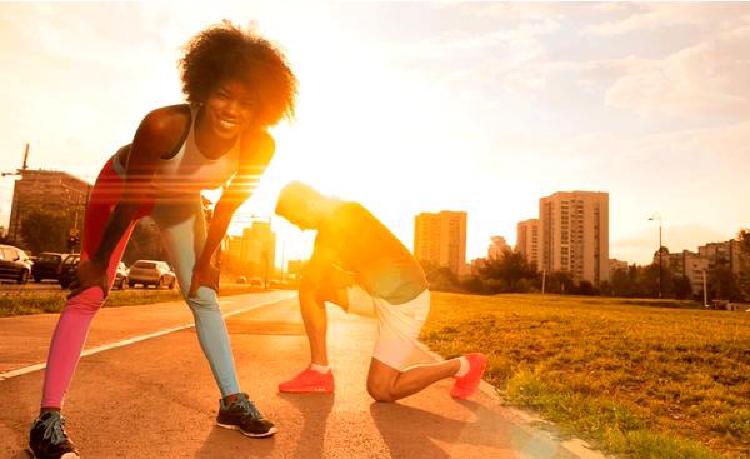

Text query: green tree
(609, 268), (633, 297)
(418, 260), (462, 292)
(20, 211), (71, 254)
(122, 218), (167, 266)
(545, 271), (575, 294)
(707, 266), (741, 301)
(739, 228), (750, 252)
(480, 249), (537, 293)
(673, 275), (693, 300)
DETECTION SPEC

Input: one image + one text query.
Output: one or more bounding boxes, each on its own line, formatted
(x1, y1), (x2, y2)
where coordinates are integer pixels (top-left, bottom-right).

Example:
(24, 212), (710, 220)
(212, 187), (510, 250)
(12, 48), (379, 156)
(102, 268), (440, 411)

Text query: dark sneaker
(216, 393), (277, 438)
(28, 411), (79, 459)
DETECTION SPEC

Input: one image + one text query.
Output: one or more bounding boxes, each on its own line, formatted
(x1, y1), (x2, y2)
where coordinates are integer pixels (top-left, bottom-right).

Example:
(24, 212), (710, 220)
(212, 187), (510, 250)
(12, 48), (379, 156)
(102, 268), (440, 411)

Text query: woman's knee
(185, 286), (220, 312)
(64, 287), (106, 314)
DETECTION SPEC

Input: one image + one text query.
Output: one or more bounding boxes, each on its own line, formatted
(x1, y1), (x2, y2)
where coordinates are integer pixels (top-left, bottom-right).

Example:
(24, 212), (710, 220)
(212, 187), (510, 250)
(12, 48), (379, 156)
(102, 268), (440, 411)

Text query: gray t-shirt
(315, 202), (427, 304)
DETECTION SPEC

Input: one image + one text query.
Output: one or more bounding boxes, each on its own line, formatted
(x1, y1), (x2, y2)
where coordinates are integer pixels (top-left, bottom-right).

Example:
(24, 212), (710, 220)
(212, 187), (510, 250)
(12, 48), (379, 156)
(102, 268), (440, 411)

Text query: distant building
(516, 219), (540, 270)
(608, 258), (629, 279)
(539, 191), (609, 286)
(8, 169), (91, 245)
(487, 236), (509, 260)
(286, 259), (308, 280)
(654, 248), (709, 295)
(470, 257), (487, 276)
(682, 251), (710, 295)
(698, 240), (748, 276)
(240, 221), (276, 279)
(414, 211), (467, 276)
(220, 234), (244, 272)
(0, 225), (6, 239)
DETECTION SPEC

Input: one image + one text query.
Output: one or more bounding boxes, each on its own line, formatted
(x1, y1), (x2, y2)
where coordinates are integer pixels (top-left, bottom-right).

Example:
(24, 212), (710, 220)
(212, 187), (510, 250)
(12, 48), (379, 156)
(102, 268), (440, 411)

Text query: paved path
(0, 291), (603, 458)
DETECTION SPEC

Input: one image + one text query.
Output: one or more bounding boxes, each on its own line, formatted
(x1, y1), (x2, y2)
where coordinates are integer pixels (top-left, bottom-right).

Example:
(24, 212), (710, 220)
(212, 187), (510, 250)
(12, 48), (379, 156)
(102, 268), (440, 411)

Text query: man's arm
(189, 130), (275, 297)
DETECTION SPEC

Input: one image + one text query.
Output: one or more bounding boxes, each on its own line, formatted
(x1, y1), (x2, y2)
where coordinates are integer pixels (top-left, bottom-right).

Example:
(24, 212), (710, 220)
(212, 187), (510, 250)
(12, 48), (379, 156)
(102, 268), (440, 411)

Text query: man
(275, 182), (486, 402)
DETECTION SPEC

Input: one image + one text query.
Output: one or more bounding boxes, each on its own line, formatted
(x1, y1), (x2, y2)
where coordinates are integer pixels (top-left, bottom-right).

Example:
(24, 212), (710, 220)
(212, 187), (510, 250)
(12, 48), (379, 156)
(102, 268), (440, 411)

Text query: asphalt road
(0, 291), (603, 458)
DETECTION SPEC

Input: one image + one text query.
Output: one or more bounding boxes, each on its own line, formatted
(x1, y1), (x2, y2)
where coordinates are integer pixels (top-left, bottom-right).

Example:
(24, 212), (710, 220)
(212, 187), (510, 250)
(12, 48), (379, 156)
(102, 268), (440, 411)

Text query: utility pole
(649, 214), (663, 299)
(703, 268), (708, 308)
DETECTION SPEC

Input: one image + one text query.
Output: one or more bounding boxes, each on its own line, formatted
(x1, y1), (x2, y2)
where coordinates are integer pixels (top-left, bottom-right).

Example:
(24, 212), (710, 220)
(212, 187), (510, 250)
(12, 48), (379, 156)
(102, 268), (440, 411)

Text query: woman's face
(203, 79), (255, 140)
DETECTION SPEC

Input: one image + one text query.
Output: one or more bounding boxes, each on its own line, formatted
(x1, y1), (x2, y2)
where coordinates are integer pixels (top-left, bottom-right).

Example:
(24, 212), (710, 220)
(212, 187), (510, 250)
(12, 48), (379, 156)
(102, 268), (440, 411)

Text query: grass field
(0, 284), (265, 317)
(421, 293), (750, 458)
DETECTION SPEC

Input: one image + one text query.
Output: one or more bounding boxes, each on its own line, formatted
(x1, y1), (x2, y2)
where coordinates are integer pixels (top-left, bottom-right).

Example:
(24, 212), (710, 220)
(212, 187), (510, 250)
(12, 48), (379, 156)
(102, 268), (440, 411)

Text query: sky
(0, 2), (748, 266)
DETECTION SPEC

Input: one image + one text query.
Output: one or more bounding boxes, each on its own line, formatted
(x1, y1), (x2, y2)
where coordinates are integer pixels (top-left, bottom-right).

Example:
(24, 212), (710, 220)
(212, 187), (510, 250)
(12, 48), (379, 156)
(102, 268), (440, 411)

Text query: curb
(424, 347), (607, 458)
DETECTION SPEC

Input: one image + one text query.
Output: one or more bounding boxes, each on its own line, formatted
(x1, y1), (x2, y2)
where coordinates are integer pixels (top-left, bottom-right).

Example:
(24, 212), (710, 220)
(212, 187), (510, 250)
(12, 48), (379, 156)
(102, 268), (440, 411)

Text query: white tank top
(151, 107), (240, 196)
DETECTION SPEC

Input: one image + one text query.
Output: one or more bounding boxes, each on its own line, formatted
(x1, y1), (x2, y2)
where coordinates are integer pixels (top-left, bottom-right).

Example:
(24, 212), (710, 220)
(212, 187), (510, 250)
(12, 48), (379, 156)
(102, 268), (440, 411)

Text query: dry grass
(421, 293), (750, 458)
(0, 284), (265, 317)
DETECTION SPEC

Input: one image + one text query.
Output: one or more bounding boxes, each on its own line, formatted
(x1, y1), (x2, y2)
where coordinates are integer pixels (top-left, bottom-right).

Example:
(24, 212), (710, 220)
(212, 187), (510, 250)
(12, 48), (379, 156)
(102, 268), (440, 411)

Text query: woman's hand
(68, 259), (109, 299)
(189, 262), (220, 298)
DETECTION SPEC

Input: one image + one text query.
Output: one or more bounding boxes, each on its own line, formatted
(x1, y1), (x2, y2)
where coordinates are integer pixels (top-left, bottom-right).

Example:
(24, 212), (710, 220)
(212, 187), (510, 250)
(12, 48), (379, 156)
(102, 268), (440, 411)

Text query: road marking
(0, 294), (294, 382)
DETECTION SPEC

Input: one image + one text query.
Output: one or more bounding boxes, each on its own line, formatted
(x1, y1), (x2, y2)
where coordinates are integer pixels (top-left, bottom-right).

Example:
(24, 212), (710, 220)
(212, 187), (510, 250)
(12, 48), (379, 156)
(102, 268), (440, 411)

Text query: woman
(28, 22), (296, 459)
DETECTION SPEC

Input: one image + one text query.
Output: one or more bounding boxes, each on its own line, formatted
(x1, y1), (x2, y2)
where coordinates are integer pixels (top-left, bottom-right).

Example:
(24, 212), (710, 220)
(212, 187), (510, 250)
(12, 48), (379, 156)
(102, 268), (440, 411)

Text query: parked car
(58, 254), (80, 289)
(32, 252), (67, 283)
(59, 256), (131, 291)
(113, 262), (129, 290)
(128, 260), (176, 289)
(0, 244), (33, 284)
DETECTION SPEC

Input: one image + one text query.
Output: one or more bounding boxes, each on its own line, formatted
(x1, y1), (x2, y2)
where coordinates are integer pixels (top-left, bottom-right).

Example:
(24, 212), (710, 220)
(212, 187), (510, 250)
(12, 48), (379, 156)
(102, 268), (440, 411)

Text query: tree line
(421, 229), (750, 302)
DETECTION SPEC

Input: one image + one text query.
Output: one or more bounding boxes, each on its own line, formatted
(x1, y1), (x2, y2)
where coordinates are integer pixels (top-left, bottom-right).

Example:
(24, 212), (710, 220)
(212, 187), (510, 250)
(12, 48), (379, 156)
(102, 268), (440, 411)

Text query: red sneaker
(450, 353), (488, 399)
(278, 367), (335, 394)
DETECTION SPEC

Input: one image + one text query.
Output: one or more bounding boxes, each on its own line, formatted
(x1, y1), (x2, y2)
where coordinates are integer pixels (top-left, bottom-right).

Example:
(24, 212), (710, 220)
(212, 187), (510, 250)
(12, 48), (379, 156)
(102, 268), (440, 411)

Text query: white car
(128, 260), (176, 289)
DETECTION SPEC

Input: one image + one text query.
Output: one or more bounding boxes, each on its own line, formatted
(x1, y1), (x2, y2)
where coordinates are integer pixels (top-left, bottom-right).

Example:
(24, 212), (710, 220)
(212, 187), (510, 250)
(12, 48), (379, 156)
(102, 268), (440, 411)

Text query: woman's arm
(73, 107), (189, 296)
(188, 130), (275, 297)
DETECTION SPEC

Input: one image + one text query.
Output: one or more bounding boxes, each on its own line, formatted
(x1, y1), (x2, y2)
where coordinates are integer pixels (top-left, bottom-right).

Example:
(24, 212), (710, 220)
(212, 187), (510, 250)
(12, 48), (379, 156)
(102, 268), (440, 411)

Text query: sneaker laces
(232, 394), (264, 421)
(40, 414), (69, 446)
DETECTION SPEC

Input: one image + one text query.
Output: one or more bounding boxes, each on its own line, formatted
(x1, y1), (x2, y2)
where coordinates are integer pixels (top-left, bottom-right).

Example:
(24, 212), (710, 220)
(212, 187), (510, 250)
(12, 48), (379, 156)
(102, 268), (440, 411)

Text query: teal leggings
(152, 199), (240, 397)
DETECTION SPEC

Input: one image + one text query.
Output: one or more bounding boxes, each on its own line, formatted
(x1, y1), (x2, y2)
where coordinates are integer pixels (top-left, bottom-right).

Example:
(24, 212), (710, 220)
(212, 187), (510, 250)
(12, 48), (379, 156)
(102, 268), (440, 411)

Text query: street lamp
(648, 214), (663, 299)
(702, 268), (708, 308)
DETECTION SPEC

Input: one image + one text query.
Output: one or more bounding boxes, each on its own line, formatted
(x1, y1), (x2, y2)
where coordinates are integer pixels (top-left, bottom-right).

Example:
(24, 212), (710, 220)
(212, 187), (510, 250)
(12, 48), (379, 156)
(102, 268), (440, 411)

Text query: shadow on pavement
(370, 398), (566, 458)
(195, 425), (277, 458)
(279, 393), (335, 459)
(370, 402), (465, 459)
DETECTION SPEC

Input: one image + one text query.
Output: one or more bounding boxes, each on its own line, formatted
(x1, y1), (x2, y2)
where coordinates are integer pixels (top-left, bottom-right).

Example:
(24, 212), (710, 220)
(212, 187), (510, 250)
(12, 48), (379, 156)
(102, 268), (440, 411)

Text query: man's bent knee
(367, 379), (396, 403)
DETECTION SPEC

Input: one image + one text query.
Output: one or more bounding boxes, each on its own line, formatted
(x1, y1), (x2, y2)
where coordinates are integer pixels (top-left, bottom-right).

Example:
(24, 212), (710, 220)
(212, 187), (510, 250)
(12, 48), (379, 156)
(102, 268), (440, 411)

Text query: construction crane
(1, 143), (29, 176)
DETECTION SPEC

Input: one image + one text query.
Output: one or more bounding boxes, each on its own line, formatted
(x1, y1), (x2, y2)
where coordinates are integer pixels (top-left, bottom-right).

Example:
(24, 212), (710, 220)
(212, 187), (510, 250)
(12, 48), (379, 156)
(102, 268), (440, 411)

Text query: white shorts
(346, 285), (436, 370)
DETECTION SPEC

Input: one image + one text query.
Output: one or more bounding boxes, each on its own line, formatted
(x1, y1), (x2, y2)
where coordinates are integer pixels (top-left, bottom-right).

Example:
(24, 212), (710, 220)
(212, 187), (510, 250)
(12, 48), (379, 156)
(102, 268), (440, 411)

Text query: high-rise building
(698, 240), (748, 276)
(654, 248), (710, 295)
(8, 169), (91, 244)
(414, 211), (467, 276)
(539, 191), (609, 285)
(487, 236), (509, 260)
(515, 219), (540, 270)
(240, 221), (276, 280)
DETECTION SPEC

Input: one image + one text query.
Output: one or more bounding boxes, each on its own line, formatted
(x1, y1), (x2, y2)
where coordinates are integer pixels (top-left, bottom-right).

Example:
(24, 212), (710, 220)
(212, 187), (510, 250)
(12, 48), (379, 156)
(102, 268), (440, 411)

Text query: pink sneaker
(279, 367), (335, 394)
(450, 353), (488, 399)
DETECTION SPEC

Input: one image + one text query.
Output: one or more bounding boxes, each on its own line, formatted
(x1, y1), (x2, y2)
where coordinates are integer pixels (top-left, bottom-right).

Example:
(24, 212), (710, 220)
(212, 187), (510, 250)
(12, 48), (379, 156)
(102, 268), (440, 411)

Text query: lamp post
(648, 214), (663, 299)
(703, 268), (708, 308)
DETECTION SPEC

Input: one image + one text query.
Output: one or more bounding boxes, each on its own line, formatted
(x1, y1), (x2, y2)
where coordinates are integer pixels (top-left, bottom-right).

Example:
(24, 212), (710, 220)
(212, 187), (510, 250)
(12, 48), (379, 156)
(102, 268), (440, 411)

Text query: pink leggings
(40, 159), (148, 408)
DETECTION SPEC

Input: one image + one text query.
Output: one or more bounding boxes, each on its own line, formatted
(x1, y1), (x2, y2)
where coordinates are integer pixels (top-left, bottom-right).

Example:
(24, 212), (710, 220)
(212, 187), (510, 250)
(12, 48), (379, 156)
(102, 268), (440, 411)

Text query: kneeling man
(275, 182), (486, 401)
